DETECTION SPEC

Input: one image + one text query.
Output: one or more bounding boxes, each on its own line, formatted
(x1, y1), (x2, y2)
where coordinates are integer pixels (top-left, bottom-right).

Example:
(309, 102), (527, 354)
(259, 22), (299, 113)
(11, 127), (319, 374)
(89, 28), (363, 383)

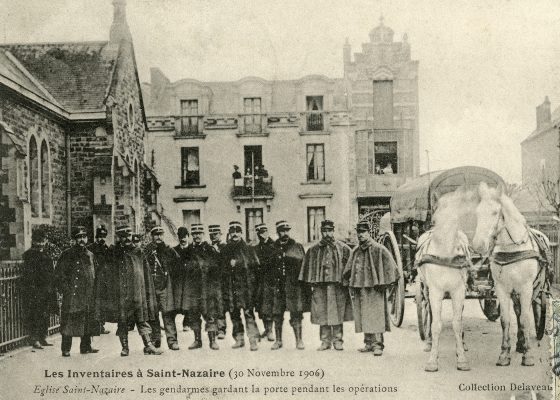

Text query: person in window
(55, 226), (100, 357)
(375, 164), (383, 175)
(232, 165), (242, 180)
(21, 228), (58, 350)
(383, 162), (394, 175)
(300, 220), (353, 351)
(259, 164), (269, 179)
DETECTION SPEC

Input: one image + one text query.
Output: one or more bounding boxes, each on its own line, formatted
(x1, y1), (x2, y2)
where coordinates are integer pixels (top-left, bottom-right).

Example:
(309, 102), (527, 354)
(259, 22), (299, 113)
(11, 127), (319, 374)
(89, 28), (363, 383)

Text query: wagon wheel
(380, 231), (405, 327)
(533, 289), (548, 341)
(416, 280), (432, 341)
(479, 298), (500, 322)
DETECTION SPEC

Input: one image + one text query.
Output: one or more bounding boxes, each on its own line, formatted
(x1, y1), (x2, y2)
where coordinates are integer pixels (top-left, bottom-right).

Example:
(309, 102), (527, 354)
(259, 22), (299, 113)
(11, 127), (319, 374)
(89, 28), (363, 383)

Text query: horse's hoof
(423, 343), (432, 352)
(424, 361), (438, 372)
(457, 361), (471, 371)
(496, 357), (510, 367)
(521, 355), (535, 366)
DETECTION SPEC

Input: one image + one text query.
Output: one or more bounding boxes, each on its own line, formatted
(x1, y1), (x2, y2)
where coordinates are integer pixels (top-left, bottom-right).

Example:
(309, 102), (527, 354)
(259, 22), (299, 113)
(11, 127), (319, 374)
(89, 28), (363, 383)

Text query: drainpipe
(66, 129), (71, 235)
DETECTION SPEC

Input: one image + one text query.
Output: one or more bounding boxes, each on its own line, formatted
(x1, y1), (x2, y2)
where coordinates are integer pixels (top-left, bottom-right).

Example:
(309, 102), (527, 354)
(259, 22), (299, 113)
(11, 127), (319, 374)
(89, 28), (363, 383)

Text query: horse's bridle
(485, 210), (530, 258)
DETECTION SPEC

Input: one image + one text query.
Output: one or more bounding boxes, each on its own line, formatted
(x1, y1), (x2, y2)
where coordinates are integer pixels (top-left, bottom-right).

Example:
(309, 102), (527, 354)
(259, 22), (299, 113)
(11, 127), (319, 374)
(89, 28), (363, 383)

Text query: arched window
(29, 136), (39, 217)
(40, 140), (50, 217)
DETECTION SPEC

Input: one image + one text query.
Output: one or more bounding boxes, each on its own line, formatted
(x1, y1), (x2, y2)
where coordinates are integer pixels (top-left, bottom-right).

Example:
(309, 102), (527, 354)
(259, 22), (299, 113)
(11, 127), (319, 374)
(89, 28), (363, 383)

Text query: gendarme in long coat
(342, 237), (399, 333)
(253, 237), (278, 318)
(87, 241), (110, 311)
(55, 245), (100, 337)
(178, 242), (223, 318)
(144, 242), (178, 313)
(221, 239), (260, 312)
(99, 244), (157, 324)
(299, 237), (353, 325)
(272, 238), (311, 315)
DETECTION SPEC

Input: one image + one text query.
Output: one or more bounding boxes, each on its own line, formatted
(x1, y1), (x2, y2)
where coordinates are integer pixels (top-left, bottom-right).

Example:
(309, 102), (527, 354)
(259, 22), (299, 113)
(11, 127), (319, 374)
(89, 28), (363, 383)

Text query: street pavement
(0, 299), (552, 400)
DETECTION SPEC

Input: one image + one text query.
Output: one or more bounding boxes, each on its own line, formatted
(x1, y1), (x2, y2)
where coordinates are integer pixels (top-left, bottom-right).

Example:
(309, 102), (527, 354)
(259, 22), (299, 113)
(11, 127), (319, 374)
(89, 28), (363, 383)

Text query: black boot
(142, 334), (163, 355)
(208, 332), (219, 350)
(119, 335), (129, 357)
(188, 329), (202, 350)
(293, 322), (304, 350)
(271, 324), (283, 350)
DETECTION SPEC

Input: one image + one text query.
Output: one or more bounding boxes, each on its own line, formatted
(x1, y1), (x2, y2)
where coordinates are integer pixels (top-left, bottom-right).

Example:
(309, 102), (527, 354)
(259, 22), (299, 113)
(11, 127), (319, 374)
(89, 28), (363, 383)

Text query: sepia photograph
(0, 0), (559, 399)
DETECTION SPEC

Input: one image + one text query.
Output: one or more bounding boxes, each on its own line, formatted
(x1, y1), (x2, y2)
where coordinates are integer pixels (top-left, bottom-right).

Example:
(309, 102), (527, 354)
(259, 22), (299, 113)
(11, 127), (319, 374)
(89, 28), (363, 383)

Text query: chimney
(536, 96), (551, 130)
(109, 0), (132, 44)
(343, 38), (352, 64)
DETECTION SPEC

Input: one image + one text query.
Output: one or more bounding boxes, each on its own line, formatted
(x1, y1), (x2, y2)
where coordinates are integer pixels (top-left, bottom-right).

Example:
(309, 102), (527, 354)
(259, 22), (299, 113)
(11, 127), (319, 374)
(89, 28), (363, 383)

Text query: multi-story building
(0, 0), (158, 259)
(144, 18), (419, 245)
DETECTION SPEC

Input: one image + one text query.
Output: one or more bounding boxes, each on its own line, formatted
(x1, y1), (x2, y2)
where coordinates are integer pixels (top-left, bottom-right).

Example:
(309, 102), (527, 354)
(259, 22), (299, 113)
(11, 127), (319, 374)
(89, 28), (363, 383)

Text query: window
(368, 141), (397, 174)
(306, 96), (323, 131)
(40, 141), (50, 217)
(127, 101), (135, 131)
(183, 209), (201, 228)
(372, 80), (393, 129)
(29, 137), (39, 217)
(306, 144), (325, 181)
(181, 147), (200, 186)
(243, 98), (262, 134)
(245, 208), (263, 243)
(180, 100), (199, 135)
(244, 145), (262, 176)
(307, 207), (325, 242)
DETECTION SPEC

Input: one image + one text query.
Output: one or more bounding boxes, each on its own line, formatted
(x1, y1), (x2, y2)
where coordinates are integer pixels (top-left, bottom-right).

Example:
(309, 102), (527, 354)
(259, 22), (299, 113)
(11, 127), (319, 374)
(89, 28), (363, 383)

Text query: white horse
(472, 182), (539, 367)
(415, 189), (475, 372)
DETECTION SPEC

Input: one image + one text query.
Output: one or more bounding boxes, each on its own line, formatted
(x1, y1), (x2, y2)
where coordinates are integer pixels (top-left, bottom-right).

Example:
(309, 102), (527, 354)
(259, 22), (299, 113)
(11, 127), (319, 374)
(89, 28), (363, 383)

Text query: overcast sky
(3, 0), (560, 183)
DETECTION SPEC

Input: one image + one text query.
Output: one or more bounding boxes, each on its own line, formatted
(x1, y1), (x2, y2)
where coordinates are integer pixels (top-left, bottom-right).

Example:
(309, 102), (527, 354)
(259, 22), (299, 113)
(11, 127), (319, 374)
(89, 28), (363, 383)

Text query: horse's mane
(481, 184), (527, 242)
(431, 188), (476, 257)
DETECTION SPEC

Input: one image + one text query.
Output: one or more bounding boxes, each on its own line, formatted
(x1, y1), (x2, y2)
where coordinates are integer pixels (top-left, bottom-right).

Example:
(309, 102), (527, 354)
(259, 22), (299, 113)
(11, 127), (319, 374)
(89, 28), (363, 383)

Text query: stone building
(143, 17), (419, 244)
(519, 96), (560, 224)
(0, 0), (158, 259)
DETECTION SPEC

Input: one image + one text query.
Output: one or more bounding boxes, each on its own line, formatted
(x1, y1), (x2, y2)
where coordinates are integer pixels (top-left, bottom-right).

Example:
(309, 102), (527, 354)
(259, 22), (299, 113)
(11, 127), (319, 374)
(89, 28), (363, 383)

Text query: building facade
(0, 0), (158, 259)
(144, 18), (419, 245)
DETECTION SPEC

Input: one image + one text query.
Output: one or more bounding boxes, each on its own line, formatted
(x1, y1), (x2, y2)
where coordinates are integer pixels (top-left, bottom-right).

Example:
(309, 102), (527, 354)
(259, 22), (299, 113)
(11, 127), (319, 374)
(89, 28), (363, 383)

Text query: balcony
(175, 116), (205, 138)
(238, 113), (267, 137)
(232, 176), (274, 198)
(299, 111), (330, 134)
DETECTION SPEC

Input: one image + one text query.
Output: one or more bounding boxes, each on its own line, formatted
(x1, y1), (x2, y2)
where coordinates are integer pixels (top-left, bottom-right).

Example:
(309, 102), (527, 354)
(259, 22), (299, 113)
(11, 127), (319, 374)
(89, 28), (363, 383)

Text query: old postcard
(0, 0), (558, 399)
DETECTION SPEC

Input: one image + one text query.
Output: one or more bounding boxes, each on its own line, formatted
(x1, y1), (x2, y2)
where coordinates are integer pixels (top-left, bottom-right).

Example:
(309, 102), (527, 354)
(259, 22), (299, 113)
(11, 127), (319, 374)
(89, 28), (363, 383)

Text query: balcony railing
(147, 111), (354, 134)
(178, 116), (204, 136)
(306, 111), (324, 131)
(239, 113), (264, 135)
(232, 176), (274, 198)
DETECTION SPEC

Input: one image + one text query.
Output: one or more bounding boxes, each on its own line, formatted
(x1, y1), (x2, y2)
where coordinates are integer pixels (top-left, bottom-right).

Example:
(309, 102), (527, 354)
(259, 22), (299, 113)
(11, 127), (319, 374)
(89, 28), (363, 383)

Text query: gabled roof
(0, 41), (118, 112)
(521, 106), (560, 144)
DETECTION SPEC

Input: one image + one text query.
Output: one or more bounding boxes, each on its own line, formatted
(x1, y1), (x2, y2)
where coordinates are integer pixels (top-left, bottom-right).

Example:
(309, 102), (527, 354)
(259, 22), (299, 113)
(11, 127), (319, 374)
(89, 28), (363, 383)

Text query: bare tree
(530, 174), (560, 217)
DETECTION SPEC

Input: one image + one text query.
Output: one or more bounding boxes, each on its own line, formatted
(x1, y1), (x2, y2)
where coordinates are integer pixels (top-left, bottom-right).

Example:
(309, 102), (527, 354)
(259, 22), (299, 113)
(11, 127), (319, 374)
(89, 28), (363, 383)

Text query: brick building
(143, 17), (419, 244)
(0, 0), (158, 259)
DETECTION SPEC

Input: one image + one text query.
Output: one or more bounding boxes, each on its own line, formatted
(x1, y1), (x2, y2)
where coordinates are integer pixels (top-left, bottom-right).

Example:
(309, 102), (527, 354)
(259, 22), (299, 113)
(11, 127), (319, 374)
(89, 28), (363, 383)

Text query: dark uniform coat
(21, 246), (58, 321)
(143, 242), (178, 313)
(342, 238), (399, 333)
(221, 239), (260, 312)
(87, 241), (110, 314)
(271, 238), (311, 315)
(253, 237), (279, 317)
(300, 237), (353, 325)
(173, 244), (189, 310)
(99, 244), (157, 324)
(55, 245), (100, 337)
(177, 242), (223, 318)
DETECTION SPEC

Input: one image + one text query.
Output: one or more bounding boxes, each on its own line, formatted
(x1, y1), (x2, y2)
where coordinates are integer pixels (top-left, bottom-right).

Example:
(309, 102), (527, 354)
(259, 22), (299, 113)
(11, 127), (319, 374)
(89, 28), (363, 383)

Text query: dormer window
(306, 96), (324, 131)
